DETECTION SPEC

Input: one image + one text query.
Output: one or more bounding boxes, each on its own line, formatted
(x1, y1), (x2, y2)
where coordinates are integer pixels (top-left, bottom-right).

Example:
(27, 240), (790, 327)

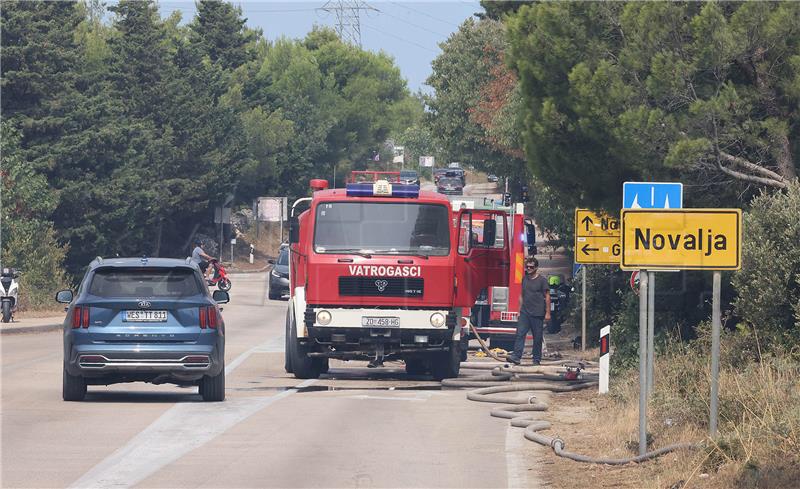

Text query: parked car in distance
(433, 168), (449, 184)
(487, 174), (499, 183)
(58, 257), (229, 402)
(399, 169), (420, 186)
(268, 244), (290, 300)
(437, 176), (464, 196)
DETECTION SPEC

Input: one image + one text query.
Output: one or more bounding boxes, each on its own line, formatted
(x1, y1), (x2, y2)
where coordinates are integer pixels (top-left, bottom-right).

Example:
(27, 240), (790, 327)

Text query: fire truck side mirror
(483, 219), (497, 246)
(289, 217), (300, 244)
(525, 222), (536, 255)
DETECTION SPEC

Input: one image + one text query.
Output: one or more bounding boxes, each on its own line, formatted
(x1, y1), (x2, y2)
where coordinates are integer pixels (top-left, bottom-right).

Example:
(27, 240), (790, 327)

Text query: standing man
(508, 257), (551, 365)
(191, 240), (214, 283)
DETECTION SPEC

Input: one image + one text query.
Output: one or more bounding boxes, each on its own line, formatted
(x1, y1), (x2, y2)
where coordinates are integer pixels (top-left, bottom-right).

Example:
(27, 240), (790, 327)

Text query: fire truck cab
(285, 178), (509, 380)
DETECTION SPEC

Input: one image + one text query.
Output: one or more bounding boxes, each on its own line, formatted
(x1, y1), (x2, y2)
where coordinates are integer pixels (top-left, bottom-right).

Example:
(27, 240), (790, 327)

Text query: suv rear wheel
(200, 367), (225, 402)
(62, 365), (86, 401)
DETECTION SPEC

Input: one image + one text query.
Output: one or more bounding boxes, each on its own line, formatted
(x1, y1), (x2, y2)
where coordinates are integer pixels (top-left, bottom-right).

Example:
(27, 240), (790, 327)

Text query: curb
(228, 265), (270, 274)
(1, 323), (62, 335)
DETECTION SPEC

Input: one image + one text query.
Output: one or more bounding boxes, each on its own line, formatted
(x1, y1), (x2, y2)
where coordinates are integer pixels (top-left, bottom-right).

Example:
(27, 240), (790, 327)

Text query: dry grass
(539, 334), (800, 489)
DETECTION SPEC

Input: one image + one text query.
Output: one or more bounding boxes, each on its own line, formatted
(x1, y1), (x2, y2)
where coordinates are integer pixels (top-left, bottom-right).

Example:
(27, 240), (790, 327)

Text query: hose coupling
(551, 438), (565, 450)
(527, 395), (537, 404)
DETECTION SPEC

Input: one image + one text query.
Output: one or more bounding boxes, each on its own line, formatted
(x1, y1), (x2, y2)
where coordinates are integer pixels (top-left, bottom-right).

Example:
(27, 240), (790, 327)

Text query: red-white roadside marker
(599, 325), (610, 394)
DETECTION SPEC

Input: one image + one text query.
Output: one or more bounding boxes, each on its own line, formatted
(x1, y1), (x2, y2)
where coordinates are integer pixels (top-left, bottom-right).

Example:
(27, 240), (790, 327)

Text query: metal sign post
(647, 271), (655, 398)
(710, 271), (721, 436)
(638, 270), (649, 456)
(582, 266), (587, 351)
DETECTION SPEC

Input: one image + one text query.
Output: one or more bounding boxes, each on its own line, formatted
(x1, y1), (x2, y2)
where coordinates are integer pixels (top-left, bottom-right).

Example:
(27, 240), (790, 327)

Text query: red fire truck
(284, 177), (509, 380)
(453, 199), (538, 350)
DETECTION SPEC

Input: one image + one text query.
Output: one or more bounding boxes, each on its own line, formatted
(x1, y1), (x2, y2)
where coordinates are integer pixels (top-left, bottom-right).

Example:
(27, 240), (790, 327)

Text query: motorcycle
(1, 268), (20, 323)
(206, 259), (232, 291)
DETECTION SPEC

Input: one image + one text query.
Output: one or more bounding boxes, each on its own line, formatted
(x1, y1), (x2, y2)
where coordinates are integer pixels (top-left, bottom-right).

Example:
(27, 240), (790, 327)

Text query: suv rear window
(88, 268), (202, 298)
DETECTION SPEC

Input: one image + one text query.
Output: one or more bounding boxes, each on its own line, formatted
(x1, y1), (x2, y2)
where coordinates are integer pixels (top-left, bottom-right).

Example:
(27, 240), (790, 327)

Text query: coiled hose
(446, 325), (700, 464)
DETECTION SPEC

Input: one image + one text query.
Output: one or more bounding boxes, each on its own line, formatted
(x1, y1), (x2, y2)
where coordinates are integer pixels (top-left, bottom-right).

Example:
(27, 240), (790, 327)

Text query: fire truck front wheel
(284, 309), (294, 374)
(430, 341), (461, 381)
(288, 314), (323, 379)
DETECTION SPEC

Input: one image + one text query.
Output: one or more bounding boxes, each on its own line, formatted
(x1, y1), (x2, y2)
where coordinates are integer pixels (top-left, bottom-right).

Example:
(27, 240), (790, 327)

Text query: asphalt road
(1, 272), (544, 489)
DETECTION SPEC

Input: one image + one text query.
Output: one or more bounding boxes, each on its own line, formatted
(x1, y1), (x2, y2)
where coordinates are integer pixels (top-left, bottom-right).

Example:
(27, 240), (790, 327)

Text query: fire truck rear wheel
(289, 316), (321, 379)
(430, 341), (461, 381)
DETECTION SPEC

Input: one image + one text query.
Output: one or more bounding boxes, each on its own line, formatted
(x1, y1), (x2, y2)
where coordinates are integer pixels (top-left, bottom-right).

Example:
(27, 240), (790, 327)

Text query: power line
(376, 7), (449, 38)
(388, 1), (461, 28)
(361, 23), (439, 54)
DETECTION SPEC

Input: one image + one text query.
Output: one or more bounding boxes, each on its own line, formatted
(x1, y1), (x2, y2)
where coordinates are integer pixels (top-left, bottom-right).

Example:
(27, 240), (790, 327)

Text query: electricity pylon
(320, 1), (377, 47)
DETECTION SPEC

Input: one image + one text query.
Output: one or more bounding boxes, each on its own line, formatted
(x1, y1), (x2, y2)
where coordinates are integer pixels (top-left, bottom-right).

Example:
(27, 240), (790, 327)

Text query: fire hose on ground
(443, 324), (700, 465)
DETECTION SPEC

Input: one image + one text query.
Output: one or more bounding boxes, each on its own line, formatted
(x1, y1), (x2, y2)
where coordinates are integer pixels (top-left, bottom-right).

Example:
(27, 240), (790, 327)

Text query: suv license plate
(361, 317), (400, 328)
(124, 310), (168, 322)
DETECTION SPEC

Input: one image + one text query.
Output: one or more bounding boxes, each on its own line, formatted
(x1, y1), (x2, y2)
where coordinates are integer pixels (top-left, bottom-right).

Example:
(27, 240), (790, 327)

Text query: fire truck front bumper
(302, 306), (461, 356)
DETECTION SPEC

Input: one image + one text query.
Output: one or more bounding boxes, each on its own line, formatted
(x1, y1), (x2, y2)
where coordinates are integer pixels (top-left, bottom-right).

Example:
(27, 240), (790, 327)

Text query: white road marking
(224, 334), (284, 374)
(69, 337), (306, 489)
(505, 424), (530, 489)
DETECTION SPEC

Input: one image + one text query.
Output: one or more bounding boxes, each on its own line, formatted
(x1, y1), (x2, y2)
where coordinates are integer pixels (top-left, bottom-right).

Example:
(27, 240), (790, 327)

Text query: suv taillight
(72, 306), (90, 328)
(199, 306), (218, 329)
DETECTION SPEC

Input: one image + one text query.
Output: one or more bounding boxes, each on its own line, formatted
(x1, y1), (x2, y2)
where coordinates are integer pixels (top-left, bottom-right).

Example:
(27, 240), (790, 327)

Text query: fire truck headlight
(316, 310), (332, 326)
(429, 312), (446, 328)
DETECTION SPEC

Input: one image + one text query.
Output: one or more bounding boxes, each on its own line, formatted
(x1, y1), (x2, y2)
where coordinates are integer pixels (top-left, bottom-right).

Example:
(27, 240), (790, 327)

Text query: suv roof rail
(95, 256), (103, 264)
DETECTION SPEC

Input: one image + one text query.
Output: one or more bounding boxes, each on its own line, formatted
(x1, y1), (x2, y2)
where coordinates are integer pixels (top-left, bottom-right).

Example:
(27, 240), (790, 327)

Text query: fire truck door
(454, 210), (509, 308)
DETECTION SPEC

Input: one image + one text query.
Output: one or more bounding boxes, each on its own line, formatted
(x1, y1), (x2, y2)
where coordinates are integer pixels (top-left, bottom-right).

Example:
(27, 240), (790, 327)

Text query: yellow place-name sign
(621, 209), (742, 270)
(575, 209), (620, 264)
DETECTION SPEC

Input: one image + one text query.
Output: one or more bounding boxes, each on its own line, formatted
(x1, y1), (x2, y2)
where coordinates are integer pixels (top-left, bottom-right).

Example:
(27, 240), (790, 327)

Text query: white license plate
(361, 316), (400, 328)
(124, 310), (168, 322)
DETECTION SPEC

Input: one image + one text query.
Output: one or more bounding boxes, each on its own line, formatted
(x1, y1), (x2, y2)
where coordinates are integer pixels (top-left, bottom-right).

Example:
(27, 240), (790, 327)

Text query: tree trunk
(153, 220), (163, 257)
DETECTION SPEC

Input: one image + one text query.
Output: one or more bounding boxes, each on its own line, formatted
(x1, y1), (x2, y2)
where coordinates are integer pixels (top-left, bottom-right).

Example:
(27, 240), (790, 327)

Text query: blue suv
(57, 257), (229, 402)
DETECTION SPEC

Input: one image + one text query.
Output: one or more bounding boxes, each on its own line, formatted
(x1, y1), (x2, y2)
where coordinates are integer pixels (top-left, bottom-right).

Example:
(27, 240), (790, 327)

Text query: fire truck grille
(338, 277), (424, 298)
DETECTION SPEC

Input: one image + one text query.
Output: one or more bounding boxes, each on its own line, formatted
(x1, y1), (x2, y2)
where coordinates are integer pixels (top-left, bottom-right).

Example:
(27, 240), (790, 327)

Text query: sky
(158, 1), (483, 93)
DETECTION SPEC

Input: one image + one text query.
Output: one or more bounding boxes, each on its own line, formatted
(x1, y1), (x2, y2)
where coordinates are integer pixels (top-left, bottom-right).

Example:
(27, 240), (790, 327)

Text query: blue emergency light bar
(345, 182), (419, 198)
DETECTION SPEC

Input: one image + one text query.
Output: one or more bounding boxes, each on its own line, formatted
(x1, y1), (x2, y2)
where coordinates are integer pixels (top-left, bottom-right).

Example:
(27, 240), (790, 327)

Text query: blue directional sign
(623, 182), (683, 209)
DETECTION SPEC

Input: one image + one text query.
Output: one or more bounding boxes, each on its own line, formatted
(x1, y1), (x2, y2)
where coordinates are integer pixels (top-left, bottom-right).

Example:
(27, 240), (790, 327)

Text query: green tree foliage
(478, 1), (534, 21)
(733, 183), (800, 346)
(190, 0), (254, 71)
(230, 28), (416, 198)
(0, 123), (68, 309)
(426, 18), (525, 177)
(506, 2), (800, 209)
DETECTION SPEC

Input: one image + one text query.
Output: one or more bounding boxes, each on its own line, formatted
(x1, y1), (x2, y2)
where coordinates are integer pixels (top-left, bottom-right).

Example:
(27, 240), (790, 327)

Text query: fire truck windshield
(314, 202), (450, 256)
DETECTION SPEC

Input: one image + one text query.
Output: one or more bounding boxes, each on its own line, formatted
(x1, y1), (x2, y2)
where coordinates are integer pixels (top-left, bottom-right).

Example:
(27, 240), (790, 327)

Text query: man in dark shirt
(508, 257), (551, 365)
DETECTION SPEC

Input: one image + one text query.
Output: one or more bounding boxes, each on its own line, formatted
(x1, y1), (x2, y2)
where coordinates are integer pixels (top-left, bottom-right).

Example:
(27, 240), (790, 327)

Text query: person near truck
(507, 257), (551, 365)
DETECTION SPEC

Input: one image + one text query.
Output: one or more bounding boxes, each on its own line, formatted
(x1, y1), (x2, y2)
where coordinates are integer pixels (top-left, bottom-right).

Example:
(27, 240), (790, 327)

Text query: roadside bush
(732, 182), (800, 350)
(609, 329), (800, 488)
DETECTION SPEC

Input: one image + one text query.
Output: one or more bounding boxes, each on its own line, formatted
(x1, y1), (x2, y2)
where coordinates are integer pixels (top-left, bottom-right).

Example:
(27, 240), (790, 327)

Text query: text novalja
(621, 209), (742, 271)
